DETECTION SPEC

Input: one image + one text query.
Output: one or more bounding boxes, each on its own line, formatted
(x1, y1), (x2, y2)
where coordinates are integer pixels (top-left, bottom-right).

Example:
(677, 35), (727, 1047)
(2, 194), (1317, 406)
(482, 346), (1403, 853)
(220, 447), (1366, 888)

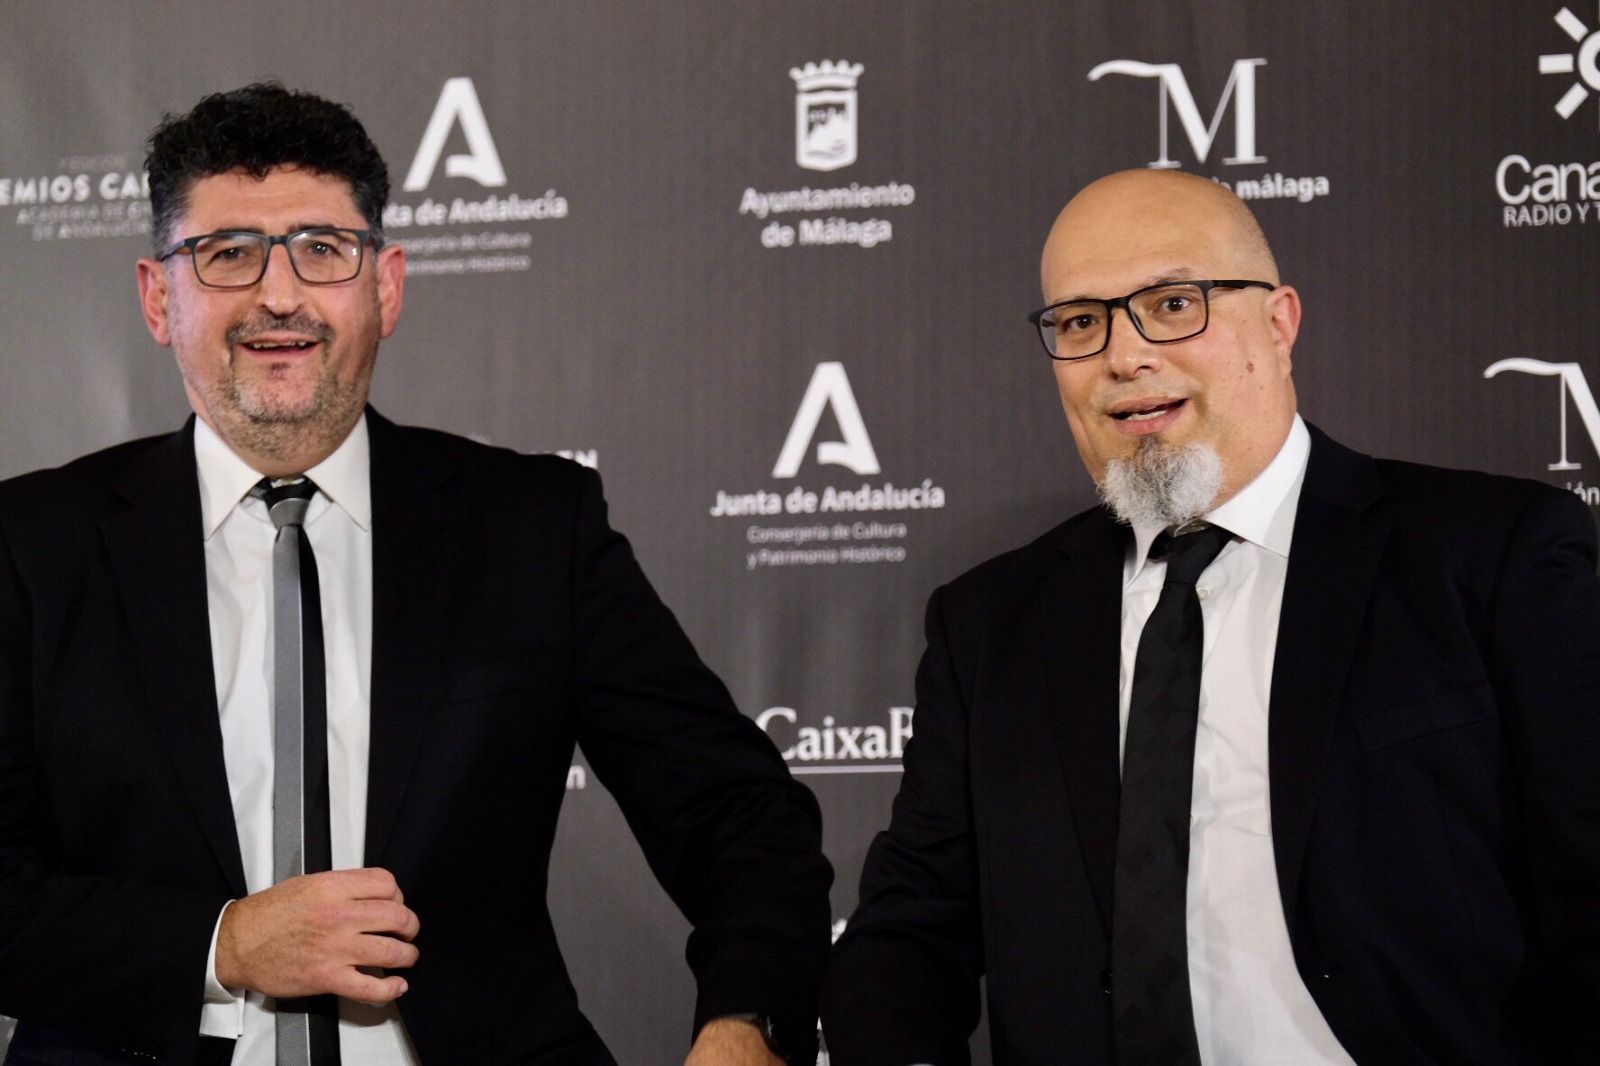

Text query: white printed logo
(791, 61), (863, 171)
(773, 362), (880, 478)
(403, 77), (507, 191)
(732, 59), (912, 251)
(1484, 359), (1600, 470)
(1539, 6), (1600, 124)
(1088, 58), (1267, 168)
(756, 706), (913, 772)
(1492, 9), (1600, 228)
(708, 365), (943, 569)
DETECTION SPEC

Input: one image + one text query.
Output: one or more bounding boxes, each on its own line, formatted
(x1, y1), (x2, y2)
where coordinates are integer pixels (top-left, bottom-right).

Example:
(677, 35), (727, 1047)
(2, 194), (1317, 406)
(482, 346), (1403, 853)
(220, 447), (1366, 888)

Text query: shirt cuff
(199, 900), (245, 1038)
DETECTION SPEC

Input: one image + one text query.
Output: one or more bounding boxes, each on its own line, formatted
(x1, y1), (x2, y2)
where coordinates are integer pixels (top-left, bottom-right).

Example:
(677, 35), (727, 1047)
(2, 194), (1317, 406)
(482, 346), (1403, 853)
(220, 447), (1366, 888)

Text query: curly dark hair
(145, 82), (389, 251)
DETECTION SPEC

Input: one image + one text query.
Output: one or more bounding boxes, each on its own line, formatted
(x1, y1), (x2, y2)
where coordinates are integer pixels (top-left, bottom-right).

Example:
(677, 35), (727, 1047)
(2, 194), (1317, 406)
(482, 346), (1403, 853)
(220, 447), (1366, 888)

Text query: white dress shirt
(1118, 416), (1353, 1064)
(191, 415), (420, 1065)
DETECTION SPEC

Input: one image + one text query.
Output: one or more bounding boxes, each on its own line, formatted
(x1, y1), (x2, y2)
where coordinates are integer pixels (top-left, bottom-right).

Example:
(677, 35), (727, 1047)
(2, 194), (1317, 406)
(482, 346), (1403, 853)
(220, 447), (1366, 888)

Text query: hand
(684, 1017), (784, 1066)
(215, 867), (420, 1003)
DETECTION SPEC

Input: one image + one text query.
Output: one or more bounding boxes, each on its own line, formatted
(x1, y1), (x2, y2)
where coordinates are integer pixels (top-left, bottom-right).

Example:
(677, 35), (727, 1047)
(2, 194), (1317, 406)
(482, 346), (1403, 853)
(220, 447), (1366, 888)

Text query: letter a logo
(403, 77), (508, 191)
(772, 362), (881, 478)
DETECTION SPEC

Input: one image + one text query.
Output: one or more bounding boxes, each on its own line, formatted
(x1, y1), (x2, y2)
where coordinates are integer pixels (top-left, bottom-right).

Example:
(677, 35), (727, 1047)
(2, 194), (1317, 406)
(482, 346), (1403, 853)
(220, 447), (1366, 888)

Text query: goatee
(1099, 437), (1224, 529)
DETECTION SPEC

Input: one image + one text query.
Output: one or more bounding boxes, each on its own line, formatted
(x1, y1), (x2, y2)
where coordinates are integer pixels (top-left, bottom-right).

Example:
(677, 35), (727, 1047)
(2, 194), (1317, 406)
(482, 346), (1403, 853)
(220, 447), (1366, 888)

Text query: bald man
(821, 171), (1600, 1065)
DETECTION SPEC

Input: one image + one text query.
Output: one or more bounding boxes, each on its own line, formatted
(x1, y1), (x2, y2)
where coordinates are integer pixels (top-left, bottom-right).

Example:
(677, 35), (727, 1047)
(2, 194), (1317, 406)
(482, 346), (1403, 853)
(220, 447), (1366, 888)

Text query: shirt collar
(1127, 414), (1310, 578)
(193, 414), (372, 539)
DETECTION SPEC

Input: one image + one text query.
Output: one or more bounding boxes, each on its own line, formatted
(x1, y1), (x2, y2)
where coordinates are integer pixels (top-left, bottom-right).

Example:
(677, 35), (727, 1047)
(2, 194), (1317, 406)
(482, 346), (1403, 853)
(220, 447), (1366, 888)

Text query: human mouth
(237, 334), (321, 356)
(227, 312), (331, 358)
(1107, 396), (1187, 434)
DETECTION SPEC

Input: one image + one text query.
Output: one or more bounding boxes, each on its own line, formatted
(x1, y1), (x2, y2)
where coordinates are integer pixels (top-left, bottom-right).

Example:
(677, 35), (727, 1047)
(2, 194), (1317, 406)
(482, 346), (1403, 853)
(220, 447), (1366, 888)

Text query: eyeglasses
(156, 227), (380, 289)
(1027, 279), (1275, 361)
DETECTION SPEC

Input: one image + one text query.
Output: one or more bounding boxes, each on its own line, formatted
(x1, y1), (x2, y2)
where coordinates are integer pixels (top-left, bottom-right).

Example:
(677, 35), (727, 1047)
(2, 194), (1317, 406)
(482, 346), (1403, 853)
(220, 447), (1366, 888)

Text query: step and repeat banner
(2, 2), (1598, 1062)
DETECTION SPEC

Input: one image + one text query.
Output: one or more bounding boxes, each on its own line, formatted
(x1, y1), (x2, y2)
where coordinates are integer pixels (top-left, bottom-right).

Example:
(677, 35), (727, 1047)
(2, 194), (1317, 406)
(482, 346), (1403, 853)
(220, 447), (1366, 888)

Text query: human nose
(1101, 305), (1161, 379)
(255, 238), (304, 314)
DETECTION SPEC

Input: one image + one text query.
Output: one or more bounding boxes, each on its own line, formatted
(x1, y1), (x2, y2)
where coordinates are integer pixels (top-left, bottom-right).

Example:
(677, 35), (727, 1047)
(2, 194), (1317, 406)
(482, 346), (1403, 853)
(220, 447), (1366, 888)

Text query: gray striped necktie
(252, 478), (341, 1066)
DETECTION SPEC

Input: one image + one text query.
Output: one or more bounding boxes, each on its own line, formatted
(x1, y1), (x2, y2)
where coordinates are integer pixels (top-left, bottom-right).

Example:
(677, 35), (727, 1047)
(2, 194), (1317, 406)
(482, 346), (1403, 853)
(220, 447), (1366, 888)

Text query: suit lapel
(1041, 507), (1127, 935)
(101, 420), (247, 896)
(363, 410), (458, 868)
(1268, 426), (1389, 930)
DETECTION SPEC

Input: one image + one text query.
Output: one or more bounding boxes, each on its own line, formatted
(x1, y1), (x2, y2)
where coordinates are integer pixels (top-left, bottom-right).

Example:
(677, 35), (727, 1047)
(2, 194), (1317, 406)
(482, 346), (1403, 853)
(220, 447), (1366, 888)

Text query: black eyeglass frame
(1027, 279), (1276, 362)
(155, 227), (383, 289)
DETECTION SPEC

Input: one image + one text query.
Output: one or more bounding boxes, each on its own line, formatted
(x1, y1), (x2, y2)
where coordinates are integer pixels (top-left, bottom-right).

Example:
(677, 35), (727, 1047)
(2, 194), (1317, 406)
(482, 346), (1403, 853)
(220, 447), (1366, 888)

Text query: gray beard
(182, 307), (368, 466)
(215, 368), (366, 464)
(1099, 438), (1224, 529)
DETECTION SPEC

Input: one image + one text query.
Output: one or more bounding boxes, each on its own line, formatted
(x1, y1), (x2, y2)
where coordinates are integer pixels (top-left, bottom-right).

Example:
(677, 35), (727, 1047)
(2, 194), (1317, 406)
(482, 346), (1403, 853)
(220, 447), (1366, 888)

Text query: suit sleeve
(563, 465), (832, 1062)
(0, 507), (227, 1056)
(822, 585), (983, 1066)
(1491, 487), (1600, 1056)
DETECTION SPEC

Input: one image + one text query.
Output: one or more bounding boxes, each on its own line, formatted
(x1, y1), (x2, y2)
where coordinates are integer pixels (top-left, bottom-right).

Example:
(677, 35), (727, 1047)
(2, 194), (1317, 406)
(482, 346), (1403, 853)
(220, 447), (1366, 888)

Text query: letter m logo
(1087, 58), (1267, 168)
(1484, 358), (1600, 470)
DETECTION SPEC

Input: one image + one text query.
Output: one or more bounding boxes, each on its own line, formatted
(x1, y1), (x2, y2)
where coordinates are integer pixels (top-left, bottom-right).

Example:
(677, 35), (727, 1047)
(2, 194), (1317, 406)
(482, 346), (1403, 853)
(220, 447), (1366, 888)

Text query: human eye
(301, 236), (338, 258)
(1053, 304), (1104, 334)
(295, 229), (360, 259)
(1139, 285), (1204, 320)
(194, 234), (261, 268)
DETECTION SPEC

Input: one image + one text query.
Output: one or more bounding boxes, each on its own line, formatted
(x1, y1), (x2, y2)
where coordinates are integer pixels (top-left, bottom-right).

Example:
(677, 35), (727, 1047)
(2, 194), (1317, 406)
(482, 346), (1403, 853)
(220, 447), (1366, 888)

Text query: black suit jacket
(822, 426), (1600, 1065)
(0, 411), (831, 1065)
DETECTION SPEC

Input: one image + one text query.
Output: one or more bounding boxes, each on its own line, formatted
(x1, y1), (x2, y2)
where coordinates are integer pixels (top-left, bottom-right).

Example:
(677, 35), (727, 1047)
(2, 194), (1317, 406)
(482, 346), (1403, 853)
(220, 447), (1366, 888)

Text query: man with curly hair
(0, 84), (830, 1066)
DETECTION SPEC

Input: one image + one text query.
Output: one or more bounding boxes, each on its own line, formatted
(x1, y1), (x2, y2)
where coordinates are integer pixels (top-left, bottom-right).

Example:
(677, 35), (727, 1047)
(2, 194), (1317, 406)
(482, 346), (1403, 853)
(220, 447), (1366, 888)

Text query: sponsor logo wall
(1478, 3), (1600, 507)
(1, 4), (1595, 1063)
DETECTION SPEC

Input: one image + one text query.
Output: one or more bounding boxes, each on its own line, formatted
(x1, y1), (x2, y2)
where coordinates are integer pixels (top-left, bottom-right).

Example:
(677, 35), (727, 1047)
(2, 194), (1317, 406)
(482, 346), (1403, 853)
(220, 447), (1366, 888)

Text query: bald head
(1037, 168), (1303, 516)
(1041, 169), (1278, 301)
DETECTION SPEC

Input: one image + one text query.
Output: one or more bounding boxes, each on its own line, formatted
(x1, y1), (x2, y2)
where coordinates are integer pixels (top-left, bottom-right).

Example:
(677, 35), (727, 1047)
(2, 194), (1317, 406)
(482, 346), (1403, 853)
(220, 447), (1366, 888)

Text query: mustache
(225, 311), (333, 347)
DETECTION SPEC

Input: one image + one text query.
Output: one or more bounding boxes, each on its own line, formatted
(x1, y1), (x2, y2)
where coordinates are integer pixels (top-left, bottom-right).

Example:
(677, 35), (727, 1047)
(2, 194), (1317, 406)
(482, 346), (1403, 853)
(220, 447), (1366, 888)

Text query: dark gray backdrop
(3, 2), (1598, 1062)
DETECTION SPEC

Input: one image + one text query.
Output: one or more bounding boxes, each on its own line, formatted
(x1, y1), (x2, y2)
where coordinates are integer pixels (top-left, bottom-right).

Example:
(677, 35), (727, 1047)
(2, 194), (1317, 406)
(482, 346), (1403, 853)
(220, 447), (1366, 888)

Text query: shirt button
(1197, 587), (1209, 600)
(1190, 814), (1198, 828)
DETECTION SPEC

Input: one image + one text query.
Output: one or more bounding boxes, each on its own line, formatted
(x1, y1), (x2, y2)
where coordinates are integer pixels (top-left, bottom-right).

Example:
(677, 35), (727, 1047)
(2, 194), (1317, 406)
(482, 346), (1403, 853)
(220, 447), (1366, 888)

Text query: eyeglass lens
(191, 229), (364, 286)
(1040, 283), (1210, 359)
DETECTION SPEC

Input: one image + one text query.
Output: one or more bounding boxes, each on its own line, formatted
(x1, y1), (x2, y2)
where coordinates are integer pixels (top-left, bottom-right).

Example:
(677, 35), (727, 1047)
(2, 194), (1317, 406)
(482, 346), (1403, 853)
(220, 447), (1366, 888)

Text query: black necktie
(1111, 523), (1233, 1066)
(253, 478), (341, 1066)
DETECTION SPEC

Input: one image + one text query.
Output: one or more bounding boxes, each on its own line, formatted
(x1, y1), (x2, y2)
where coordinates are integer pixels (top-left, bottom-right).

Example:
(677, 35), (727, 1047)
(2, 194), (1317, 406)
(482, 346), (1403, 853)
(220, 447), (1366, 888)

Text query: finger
(350, 899), (421, 940)
(326, 968), (409, 1004)
(311, 866), (397, 900)
(352, 932), (420, 971)
(345, 867), (403, 900)
(294, 868), (376, 901)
